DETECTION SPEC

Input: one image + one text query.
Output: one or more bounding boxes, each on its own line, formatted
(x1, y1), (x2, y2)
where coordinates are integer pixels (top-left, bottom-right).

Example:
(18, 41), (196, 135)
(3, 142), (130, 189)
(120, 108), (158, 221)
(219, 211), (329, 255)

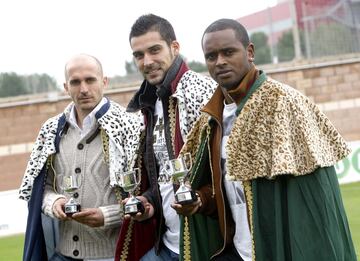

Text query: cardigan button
(73, 249), (79, 256)
(77, 143), (84, 150)
(75, 167), (81, 173)
(73, 235), (79, 241)
(73, 192), (79, 199)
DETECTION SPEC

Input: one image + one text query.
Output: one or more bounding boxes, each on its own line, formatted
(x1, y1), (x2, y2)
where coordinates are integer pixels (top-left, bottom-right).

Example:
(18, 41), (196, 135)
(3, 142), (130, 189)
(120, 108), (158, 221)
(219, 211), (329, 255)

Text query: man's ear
(171, 40), (180, 56)
(103, 77), (109, 89)
(247, 43), (255, 62)
(63, 83), (68, 92)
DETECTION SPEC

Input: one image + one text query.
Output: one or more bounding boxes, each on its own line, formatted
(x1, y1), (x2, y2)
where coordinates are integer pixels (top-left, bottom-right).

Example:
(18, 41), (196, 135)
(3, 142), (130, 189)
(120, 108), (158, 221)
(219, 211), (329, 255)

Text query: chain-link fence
(299, 0), (360, 59)
(245, 0), (360, 64)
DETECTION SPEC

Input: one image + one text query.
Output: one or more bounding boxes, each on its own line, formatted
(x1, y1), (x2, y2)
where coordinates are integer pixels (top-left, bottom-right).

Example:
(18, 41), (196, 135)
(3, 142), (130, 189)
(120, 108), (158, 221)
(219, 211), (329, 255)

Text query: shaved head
(64, 54), (103, 81)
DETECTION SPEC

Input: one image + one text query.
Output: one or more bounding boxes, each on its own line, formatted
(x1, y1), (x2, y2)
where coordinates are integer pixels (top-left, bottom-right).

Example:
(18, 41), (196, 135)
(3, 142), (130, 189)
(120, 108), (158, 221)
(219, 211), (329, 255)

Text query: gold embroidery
(169, 97), (195, 261)
(243, 181), (255, 261)
(46, 154), (58, 193)
(168, 96), (177, 153)
(183, 216), (191, 261)
(119, 219), (134, 261)
(102, 128), (147, 260)
(100, 128), (123, 204)
(101, 128), (110, 165)
(101, 128), (131, 259)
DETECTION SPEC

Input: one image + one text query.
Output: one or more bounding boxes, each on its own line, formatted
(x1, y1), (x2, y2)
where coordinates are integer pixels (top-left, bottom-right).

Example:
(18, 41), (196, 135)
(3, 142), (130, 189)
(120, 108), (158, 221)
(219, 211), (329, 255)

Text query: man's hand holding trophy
(164, 152), (197, 205)
(115, 168), (145, 216)
(58, 173), (82, 216)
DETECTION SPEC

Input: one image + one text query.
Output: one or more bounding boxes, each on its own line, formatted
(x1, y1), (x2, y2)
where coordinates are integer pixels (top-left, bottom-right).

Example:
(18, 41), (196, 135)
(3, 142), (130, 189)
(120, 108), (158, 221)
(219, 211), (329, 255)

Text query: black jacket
(126, 56), (188, 253)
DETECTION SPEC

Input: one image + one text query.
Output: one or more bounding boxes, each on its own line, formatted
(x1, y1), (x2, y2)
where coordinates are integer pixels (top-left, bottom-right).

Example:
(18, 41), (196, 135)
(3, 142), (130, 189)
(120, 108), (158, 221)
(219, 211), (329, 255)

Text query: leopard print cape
(183, 77), (350, 181)
(172, 70), (218, 140)
(19, 99), (144, 201)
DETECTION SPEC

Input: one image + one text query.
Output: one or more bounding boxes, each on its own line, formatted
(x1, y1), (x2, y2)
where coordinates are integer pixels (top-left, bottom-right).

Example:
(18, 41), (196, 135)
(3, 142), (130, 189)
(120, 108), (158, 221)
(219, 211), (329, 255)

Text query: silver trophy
(115, 168), (144, 215)
(164, 153), (197, 205)
(58, 173), (81, 216)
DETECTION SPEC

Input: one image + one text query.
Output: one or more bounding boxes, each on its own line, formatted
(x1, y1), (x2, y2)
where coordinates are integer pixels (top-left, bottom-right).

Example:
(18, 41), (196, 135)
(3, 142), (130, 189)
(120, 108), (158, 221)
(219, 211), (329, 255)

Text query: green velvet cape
(179, 72), (356, 260)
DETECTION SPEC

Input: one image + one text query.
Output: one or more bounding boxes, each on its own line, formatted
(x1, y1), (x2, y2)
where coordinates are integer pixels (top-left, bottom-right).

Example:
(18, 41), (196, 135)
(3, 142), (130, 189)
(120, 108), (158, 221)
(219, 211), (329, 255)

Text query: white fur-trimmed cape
(19, 100), (144, 201)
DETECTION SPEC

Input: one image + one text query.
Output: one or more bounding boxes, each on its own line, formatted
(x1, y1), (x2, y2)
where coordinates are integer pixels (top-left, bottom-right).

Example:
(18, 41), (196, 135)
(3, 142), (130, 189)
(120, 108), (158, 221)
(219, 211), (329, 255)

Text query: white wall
(336, 141), (360, 184)
(0, 189), (28, 237)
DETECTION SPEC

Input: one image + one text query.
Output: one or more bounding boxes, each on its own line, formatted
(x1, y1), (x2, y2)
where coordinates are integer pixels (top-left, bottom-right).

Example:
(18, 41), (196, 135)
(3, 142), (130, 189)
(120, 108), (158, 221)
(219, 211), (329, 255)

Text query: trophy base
(64, 203), (81, 216)
(124, 201), (145, 216)
(175, 190), (197, 205)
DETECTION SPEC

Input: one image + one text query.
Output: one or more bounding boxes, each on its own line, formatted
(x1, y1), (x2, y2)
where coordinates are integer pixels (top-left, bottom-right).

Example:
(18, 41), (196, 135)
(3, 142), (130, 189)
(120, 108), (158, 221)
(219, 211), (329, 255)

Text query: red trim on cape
(115, 61), (189, 260)
(172, 61), (189, 156)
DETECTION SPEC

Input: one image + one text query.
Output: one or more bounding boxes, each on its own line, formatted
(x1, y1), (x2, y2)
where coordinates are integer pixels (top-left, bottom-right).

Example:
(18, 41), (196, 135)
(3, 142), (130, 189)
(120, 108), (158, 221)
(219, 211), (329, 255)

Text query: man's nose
(143, 53), (154, 67)
(216, 54), (227, 66)
(80, 81), (89, 93)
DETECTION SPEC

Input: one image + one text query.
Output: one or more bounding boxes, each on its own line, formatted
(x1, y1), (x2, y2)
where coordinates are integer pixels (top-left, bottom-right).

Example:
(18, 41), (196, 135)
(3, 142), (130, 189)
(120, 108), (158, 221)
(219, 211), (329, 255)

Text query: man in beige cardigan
(20, 54), (143, 261)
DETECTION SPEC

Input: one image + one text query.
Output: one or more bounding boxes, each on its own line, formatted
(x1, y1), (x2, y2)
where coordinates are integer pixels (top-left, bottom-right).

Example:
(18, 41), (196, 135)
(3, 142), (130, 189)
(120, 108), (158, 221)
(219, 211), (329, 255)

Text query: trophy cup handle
(183, 153), (192, 172)
(163, 161), (172, 178)
(134, 168), (141, 187)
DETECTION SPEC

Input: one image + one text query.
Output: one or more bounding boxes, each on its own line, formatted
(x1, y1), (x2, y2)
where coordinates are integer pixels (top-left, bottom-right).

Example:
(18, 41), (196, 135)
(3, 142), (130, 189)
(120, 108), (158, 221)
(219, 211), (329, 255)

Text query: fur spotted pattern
(19, 100), (143, 201)
(183, 78), (350, 181)
(226, 78), (350, 181)
(173, 70), (217, 140)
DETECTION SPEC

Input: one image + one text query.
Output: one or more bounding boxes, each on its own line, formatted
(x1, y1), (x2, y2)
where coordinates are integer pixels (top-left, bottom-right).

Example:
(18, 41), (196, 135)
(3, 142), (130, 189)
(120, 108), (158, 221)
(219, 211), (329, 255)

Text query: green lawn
(0, 182), (359, 260)
(0, 233), (24, 260)
(340, 181), (360, 258)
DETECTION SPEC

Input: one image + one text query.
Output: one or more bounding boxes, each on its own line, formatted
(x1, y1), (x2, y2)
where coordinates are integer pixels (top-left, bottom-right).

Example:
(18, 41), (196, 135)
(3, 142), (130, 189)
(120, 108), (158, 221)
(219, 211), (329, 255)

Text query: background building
(238, 0), (360, 63)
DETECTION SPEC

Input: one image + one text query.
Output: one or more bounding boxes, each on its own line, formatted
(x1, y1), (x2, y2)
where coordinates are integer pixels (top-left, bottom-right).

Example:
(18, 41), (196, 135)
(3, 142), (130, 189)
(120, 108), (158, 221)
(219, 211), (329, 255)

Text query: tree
(277, 30), (295, 62)
(25, 74), (59, 94)
(250, 32), (272, 65)
(277, 30), (307, 62)
(36, 74), (58, 93)
(0, 73), (28, 98)
(125, 60), (138, 75)
(0, 72), (59, 98)
(187, 60), (207, 73)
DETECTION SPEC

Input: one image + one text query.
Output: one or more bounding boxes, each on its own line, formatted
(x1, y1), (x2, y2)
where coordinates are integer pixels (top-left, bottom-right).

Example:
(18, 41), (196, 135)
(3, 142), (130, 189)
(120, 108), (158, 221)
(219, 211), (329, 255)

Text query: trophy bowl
(58, 174), (81, 216)
(115, 168), (144, 215)
(164, 153), (197, 205)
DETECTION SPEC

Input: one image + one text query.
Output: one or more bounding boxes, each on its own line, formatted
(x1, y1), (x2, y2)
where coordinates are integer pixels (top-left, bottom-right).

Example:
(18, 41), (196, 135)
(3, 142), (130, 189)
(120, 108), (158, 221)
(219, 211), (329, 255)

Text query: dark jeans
(140, 245), (179, 261)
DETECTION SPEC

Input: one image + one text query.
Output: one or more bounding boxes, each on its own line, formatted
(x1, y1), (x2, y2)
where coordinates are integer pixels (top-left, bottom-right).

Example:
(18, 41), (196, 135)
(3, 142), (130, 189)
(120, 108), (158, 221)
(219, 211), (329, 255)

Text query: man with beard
(115, 14), (217, 261)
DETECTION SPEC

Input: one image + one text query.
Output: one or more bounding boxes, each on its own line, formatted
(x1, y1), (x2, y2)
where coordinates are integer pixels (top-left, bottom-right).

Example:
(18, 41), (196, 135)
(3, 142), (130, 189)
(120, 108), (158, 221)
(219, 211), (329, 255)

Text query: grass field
(1, 182), (359, 260)
(0, 233), (24, 260)
(340, 181), (360, 258)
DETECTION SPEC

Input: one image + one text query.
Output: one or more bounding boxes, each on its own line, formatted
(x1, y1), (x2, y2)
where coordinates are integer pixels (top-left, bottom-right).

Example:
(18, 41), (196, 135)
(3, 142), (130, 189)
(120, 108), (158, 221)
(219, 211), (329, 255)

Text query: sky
(0, 0), (277, 85)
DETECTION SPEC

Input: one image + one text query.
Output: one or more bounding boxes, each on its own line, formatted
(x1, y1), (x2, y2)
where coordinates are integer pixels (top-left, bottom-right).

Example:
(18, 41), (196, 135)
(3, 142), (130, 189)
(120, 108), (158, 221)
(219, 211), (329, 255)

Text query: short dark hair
(129, 14), (177, 46)
(202, 19), (250, 48)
